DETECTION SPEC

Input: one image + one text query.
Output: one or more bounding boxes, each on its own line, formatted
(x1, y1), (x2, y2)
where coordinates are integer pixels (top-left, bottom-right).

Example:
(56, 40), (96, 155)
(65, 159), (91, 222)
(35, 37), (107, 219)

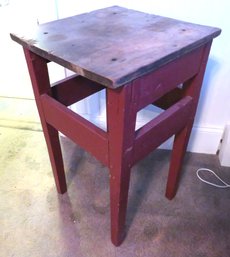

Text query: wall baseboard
(218, 123), (230, 167)
(188, 126), (223, 154)
(159, 126), (223, 154)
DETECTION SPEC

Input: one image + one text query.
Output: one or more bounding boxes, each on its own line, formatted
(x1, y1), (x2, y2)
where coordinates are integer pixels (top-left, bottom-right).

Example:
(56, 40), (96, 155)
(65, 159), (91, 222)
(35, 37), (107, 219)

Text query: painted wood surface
(10, 6), (221, 88)
(23, 48), (67, 194)
(41, 94), (109, 166)
(51, 75), (105, 106)
(133, 96), (193, 165)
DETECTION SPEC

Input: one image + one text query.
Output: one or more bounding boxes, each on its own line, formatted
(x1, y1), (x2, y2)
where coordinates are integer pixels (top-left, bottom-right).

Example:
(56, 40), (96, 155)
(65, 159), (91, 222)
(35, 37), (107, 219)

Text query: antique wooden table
(10, 6), (221, 246)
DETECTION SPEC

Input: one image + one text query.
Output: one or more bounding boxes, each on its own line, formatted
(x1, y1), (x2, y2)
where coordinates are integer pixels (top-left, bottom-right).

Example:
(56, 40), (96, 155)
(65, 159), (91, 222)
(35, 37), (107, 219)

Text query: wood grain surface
(10, 6), (221, 88)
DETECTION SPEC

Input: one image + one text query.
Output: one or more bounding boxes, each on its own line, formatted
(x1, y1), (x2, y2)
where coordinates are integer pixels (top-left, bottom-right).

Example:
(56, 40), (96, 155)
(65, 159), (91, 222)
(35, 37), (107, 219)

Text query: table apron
(133, 46), (204, 111)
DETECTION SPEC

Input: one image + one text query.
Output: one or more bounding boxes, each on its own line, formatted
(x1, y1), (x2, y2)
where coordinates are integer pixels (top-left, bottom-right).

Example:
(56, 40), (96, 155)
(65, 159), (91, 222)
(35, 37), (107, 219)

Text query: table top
(10, 6), (221, 88)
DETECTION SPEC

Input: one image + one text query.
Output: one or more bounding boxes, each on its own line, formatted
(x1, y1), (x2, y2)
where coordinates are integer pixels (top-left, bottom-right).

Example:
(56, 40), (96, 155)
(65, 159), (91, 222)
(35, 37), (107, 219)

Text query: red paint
(24, 48), (67, 194)
(133, 96), (193, 165)
(23, 43), (213, 245)
(106, 85), (137, 246)
(41, 94), (109, 166)
(52, 75), (105, 106)
(166, 42), (212, 199)
(132, 46), (204, 111)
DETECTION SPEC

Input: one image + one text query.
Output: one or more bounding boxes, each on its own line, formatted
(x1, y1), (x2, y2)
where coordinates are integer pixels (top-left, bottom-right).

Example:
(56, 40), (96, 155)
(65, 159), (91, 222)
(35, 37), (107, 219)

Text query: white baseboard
(218, 123), (230, 167)
(159, 126), (223, 154)
(187, 126), (223, 154)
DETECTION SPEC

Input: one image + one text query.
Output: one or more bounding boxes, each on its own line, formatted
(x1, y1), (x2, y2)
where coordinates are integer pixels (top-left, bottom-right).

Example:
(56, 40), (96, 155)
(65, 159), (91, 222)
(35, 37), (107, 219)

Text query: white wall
(0, 0), (65, 98)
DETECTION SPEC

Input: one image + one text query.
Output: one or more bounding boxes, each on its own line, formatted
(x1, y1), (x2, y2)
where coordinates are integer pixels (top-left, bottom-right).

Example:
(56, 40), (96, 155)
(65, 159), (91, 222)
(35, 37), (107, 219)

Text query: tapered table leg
(106, 85), (137, 246)
(24, 48), (67, 194)
(166, 122), (193, 199)
(165, 42), (212, 199)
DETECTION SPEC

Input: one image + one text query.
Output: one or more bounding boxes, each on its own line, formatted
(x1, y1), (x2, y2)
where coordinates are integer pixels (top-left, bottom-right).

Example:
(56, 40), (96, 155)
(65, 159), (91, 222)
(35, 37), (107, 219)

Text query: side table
(10, 6), (221, 246)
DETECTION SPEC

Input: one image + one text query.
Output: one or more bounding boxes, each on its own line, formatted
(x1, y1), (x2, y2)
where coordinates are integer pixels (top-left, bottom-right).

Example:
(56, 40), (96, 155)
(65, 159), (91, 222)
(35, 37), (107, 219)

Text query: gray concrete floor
(1, 97), (230, 257)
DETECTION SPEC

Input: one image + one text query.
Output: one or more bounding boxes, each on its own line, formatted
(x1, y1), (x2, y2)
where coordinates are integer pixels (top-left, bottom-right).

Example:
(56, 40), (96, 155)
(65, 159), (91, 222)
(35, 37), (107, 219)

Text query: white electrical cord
(196, 168), (230, 188)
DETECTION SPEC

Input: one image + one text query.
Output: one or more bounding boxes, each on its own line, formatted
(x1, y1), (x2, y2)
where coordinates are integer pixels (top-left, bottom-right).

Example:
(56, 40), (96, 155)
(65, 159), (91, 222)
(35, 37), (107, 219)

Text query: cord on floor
(196, 168), (230, 188)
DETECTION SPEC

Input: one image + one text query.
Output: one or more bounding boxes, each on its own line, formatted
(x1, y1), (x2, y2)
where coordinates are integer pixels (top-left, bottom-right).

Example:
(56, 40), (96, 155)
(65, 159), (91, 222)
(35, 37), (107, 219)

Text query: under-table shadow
(60, 135), (84, 186)
(126, 149), (171, 232)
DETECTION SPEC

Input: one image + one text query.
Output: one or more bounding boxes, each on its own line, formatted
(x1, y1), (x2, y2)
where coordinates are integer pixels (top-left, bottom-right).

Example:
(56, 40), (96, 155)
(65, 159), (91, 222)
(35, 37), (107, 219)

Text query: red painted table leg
(24, 48), (67, 194)
(165, 42), (212, 199)
(106, 85), (137, 246)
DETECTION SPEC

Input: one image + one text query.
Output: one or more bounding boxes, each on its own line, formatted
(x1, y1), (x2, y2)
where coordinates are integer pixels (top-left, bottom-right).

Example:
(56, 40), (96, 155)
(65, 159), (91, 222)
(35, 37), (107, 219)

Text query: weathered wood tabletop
(10, 6), (221, 88)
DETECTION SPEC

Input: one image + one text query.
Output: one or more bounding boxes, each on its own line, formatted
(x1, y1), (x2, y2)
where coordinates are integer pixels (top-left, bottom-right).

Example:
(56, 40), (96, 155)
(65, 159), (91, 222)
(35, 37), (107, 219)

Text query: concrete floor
(1, 97), (230, 257)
